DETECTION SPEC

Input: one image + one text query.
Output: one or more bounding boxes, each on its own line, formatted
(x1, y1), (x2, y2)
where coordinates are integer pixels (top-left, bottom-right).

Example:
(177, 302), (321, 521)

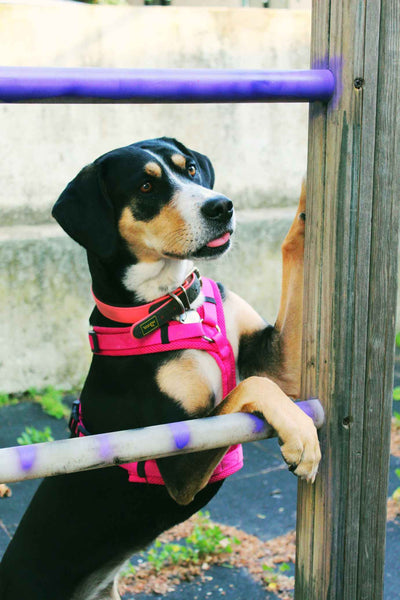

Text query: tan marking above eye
(144, 162), (162, 178)
(171, 153), (186, 169)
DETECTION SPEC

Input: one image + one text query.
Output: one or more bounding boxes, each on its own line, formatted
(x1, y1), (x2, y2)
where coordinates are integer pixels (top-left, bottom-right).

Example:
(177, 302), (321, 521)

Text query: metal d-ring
(177, 285), (191, 310)
(168, 292), (186, 315)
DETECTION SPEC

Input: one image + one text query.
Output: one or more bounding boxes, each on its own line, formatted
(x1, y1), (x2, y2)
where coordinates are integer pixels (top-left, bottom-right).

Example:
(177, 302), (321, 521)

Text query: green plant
(0, 393), (18, 407)
(396, 331), (400, 347)
(146, 511), (240, 572)
(392, 469), (400, 503)
(262, 562), (292, 592)
(28, 386), (69, 419)
(393, 387), (400, 401)
(119, 560), (136, 577)
(17, 426), (54, 445)
(262, 564), (279, 590)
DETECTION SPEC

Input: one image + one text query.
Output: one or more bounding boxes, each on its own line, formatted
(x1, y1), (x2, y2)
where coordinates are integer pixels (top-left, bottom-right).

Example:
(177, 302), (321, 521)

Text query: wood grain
(295, 1), (400, 599)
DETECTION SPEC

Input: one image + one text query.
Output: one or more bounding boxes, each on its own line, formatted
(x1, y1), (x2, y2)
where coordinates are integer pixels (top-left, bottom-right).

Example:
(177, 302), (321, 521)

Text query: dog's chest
(155, 307), (240, 417)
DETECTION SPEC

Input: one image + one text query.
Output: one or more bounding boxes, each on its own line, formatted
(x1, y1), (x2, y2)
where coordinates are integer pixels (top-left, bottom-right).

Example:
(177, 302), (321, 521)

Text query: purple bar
(169, 421), (191, 450)
(0, 67), (334, 104)
(17, 444), (37, 471)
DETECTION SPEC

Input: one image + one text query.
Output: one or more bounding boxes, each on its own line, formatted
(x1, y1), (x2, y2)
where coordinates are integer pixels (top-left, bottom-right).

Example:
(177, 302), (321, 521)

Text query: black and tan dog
(0, 137), (320, 600)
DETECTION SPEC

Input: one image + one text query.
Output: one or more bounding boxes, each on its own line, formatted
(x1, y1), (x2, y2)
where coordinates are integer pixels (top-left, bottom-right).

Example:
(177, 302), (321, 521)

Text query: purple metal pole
(0, 400), (324, 483)
(0, 67), (334, 103)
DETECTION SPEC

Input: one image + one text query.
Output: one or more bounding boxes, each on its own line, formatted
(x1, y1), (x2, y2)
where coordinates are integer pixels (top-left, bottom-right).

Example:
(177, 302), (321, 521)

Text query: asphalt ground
(1, 357), (400, 599)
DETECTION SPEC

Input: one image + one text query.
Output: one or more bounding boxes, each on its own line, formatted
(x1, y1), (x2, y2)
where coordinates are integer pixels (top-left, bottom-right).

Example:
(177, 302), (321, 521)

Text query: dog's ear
(190, 149), (215, 189)
(52, 161), (117, 259)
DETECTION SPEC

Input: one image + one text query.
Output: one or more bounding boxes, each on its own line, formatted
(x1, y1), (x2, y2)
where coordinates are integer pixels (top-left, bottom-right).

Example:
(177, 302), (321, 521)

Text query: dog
(0, 137), (320, 600)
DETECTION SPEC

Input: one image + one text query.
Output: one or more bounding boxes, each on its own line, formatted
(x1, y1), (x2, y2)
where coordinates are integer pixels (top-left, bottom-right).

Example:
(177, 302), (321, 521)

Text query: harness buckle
(89, 330), (100, 353)
(68, 399), (81, 436)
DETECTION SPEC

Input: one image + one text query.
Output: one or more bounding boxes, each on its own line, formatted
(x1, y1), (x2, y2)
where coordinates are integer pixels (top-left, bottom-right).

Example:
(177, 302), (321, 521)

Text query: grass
(0, 393), (18, 407)
(0, 387), (71, 446)
(262, 562), (292, 592)
(17, 426), (54, 445)
(0, 387), (70, 419)
(393, 468), (400, 504)
(144, 511), (240, 572)
(27, 386), (69, 419)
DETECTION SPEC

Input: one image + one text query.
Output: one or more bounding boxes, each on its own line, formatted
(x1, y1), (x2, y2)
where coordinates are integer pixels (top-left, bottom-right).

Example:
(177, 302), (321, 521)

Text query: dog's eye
(140, 182), (152, 193)
(188, 165), (196, 177)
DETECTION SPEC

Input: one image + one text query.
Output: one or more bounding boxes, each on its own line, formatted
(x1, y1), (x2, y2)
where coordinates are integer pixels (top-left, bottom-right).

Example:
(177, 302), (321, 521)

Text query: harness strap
(72, 276), (242, 485)
(89, 278), (236, 397)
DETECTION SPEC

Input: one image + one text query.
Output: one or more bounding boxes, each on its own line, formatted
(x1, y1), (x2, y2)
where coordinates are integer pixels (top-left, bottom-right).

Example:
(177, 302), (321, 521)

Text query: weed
(393, 412), (400, 429)
(17, 426), (54, 445)
(0, 393), (18, 407)
(262, 564), (279, 591)
(392, 469), (400, 503)
(120, 561), (136, 577)
(28, 386), (69, 419)
(396, 332), (400, 348)
(146, 511), (240, 572)
(393, 387), (400, 401)
(262, 562), (292, 593)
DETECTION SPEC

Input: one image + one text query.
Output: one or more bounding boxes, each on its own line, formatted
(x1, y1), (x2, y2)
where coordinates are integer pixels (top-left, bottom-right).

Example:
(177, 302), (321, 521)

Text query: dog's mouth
(191, 230), (233, 259)
(206, 232), (231, 248)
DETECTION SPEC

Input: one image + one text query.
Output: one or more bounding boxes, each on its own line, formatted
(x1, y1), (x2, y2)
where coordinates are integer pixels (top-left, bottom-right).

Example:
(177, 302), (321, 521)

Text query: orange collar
(91, 269), (202, 335)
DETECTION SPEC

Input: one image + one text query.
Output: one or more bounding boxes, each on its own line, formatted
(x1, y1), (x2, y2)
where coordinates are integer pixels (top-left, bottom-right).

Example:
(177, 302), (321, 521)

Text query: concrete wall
(0, 4), (312, 393)
(0, 4), (311, 225)
(2, 4), (396, 393)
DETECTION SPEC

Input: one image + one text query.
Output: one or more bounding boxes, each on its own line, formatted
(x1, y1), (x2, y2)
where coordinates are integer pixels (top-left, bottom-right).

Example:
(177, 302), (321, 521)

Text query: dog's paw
(278, 407), (321, 483)
(0, 483), (12, 498)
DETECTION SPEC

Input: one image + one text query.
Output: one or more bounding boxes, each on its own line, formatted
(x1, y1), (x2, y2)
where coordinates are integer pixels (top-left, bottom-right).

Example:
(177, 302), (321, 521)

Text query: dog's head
(52, 137), (235, 264)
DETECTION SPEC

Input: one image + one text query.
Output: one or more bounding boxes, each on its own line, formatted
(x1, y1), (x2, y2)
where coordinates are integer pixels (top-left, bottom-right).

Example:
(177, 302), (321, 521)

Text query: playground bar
(0, 400), (323, 483)
(0, 66), (335, 103)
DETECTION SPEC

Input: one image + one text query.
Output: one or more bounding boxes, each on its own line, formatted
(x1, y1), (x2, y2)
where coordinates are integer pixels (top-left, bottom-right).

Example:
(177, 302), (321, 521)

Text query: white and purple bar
(0, 399), (324, 483)
(0, 67), (335, 103)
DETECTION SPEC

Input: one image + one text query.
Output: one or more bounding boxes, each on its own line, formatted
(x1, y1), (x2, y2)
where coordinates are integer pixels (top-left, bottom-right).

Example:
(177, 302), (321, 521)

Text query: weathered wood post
(295, 1), (400, 599)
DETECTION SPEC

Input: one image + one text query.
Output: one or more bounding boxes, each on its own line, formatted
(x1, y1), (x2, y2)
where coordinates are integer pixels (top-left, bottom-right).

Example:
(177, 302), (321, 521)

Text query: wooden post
(295, 1), (400, 599)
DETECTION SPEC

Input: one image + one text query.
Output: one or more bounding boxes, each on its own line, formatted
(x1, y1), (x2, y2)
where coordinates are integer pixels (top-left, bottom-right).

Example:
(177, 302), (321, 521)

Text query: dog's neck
(88, 251), (195, 306)
(122, 258), (195, 303)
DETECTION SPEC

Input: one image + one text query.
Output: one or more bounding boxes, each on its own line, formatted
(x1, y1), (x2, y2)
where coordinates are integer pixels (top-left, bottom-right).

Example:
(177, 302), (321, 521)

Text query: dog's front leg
(238, 180), (306, 398)
(157, 374), (320, 505)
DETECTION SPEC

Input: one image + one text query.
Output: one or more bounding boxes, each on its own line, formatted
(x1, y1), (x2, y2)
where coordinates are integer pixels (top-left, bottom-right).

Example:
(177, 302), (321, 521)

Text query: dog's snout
(201, 197), (234, 222)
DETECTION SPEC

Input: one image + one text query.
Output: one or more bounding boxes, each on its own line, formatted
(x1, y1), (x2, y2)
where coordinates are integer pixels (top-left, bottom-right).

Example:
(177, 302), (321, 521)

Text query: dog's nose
(201, 197), (234, 222)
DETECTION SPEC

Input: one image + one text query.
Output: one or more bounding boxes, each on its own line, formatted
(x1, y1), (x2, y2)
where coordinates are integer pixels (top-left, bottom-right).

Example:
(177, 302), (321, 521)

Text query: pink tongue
(206, 232), (230, 248)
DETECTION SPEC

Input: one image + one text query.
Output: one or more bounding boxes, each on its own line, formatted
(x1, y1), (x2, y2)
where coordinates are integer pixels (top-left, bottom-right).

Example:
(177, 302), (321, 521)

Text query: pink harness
(73, 276), (243, 485)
